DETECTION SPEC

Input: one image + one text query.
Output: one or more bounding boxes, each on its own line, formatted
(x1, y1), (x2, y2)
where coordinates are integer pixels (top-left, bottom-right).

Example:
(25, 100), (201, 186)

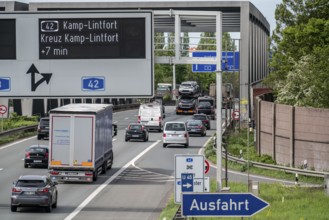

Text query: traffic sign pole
(0, 105), (8, 132)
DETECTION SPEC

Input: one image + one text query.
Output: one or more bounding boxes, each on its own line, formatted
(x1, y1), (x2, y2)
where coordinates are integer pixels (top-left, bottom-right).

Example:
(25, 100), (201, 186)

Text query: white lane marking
(64, 140), (161, 220)
(132, 161), (174, 179)
(0, 168), (3, 171)
(124, 117), (129, 120)
(0, 136), (36, 151)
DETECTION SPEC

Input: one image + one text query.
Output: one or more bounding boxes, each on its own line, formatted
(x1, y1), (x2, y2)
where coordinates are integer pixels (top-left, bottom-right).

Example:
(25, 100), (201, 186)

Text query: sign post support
(0, 105), (7, 132)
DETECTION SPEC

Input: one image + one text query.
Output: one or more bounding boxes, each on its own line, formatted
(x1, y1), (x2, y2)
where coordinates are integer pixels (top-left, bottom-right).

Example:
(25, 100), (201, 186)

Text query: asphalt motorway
(0, 106), (216, 220)
(0, 106), (296, 220)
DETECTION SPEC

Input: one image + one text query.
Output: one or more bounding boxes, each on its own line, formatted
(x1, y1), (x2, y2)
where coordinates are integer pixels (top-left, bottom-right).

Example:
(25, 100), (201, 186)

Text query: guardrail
(0, 103), (141, 139)
(0, 125), (38, 139)
(226, 154), (328, 178)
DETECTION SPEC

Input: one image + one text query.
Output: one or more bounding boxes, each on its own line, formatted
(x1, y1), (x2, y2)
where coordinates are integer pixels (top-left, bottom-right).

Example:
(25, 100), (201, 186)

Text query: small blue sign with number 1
(82, 77), (105, 91)
(0, 77), (10, 92)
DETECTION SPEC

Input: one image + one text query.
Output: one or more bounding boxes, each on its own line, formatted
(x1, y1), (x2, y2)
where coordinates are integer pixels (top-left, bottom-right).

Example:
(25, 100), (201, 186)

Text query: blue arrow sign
(82, 77), (105, 91)
(0, 77), (10, 92)
(181, 173), (194, 192)
(192, 51), (240, 72)
(182, 193), (269, 217)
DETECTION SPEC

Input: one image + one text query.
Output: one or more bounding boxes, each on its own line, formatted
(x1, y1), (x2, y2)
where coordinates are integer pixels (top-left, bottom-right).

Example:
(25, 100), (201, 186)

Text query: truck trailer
(48, 104), (115, 182)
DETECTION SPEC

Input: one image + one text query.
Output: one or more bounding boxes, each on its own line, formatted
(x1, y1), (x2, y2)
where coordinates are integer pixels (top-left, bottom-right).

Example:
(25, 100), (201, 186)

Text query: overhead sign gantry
(0, 11), (153, 98)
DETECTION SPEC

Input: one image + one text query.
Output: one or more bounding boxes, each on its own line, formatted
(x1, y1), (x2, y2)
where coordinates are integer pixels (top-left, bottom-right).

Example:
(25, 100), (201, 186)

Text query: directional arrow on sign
(26, 64), (52, 92)
(182, 193), (269, 217)
(183, 183), (192, 189)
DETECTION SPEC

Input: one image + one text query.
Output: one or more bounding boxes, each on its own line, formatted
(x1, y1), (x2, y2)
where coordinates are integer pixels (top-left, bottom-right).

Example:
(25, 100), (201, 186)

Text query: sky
(248, 0), (282, 33)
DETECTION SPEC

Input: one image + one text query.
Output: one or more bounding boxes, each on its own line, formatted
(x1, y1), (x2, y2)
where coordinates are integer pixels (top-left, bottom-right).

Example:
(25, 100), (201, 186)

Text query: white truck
(48, 104), (115, 182)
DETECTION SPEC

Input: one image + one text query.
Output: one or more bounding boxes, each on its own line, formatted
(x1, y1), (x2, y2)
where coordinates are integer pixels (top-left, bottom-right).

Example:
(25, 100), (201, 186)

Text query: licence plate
(33, 160), (42, 163)
(132, 135), (139, 137)
(68, 177), (79, 180)
(24, 191), (35, 195)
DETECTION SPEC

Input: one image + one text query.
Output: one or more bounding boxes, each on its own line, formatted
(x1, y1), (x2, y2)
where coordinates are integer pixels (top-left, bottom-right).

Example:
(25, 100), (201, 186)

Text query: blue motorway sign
(82, 77), (105, 91)
(192, 51), (240, 72)
(0, 77), (10, 91)
(182, 193), (269, 217)
(181, 173), (194, 192)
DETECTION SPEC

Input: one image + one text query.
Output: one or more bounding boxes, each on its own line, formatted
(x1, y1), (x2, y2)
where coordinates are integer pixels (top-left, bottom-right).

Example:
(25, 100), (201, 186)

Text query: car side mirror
(112, 124), (117, 136)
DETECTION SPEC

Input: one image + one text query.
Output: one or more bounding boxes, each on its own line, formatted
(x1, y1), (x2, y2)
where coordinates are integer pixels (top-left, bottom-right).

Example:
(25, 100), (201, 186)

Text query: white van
(138, 103), (164, 132)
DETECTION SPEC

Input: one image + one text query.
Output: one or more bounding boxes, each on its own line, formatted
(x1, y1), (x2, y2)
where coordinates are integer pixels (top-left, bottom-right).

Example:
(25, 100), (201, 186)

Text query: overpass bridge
(0, 0), (270, 119)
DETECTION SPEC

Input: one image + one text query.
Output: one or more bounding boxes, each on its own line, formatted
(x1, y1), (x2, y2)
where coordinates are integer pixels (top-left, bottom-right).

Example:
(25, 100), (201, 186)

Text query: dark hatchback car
(192, 114), (211, 130)
(24, 145), (49, 168)
(125, 123), (149, 142)
(186, 120), (206, 137)
(37, 117), (49, 140)
(196, 101), (215, 116)
(11, 175), (58, 212)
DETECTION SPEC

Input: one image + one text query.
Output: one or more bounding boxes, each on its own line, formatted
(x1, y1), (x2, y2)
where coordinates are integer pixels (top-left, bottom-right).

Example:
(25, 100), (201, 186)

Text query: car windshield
(16, 180), (46, 187)
(29, 147), (47, 153)
(198, 102), (211, 107)
(187, 121), (202, 126)
(193, 115), (206, 120)
(129, 125), (142, 130)
(165, 123), (185, 131)
(199, 99), (214, 106)
(40, 119), (49, 126)
(180, 99), (194, 103)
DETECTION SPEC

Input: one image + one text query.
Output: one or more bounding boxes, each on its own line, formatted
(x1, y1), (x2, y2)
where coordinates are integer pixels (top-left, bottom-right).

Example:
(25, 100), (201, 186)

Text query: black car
(192, 114), (211, 130)
(125, 123), (149, 142)
(37, 117), (49, 140)
(196, 101), (215, 116)
(186, 119), (207, 136)
(24, 145), (49, 168)
(197, 96), (216, 119)
(11, 175), (58, 212)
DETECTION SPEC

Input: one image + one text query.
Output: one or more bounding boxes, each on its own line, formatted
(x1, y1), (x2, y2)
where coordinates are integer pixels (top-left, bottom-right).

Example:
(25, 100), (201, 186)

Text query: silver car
(162, 121), (189, 148)
(11, 175), (58, 212)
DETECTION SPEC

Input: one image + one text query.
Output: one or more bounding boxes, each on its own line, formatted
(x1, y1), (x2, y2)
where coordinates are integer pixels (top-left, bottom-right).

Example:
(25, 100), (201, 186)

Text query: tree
(265, 0), (329, 107)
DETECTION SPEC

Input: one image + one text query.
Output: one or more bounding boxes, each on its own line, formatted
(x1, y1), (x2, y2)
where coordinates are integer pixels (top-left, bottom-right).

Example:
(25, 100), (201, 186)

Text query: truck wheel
(45, 200), (52, 212)
(93, 171), (98, 181)
(37, 135), (42, 140)
(108, 151), (113, 170)
(11, 205), (17, 212)
(24, 163), (28, 168)
(101, 162), (107, 174)
(163, 143), (167, 148)
(52, 192), (58, 208)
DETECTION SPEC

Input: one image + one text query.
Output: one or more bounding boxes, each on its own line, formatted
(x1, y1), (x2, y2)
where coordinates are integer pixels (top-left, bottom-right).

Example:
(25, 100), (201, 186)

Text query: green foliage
(161, 180), (329, 220)
(158, 194), (180, 220)
(2, 113), (38, 131)
(268, 1), (329, 108)
(162, 93), (171, 102)
(0, 131), (36, 146)
(204, 147), (216, 159)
